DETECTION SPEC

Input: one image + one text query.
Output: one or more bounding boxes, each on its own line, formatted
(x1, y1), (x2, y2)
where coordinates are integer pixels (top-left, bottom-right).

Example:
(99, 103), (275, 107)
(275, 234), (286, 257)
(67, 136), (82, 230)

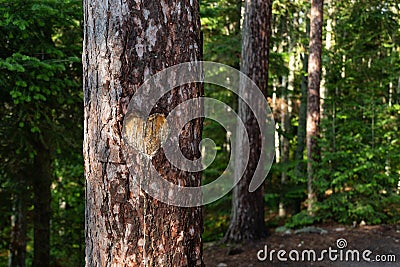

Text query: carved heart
(124, 113), (168, 156)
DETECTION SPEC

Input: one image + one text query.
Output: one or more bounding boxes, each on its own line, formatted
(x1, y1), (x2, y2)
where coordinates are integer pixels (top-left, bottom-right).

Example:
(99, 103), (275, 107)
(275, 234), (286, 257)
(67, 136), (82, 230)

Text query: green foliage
(267, 0), (400, 229)
(203, 196), (231, 242)
(200, 0), (241, 67)
(51, 159), (84, 267)
(0, 0), (83, 158)
(308, 0), (400, 226)
(200, 0), (241, 242)
(0, 0), (84, 265)
(285, 211), (316, 228)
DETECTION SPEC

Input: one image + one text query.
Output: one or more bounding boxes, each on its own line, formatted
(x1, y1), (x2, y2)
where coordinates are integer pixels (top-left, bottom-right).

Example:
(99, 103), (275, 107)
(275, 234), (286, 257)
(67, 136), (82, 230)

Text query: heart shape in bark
(124, 113), (168, 156)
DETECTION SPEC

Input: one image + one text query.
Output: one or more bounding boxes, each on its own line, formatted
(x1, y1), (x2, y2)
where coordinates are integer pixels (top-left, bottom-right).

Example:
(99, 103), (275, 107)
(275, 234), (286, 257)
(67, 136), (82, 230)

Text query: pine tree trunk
(224, 0), (272, 242)
(32, 143), (51, 267)
(307, 0), (323, 213)
(83, 1), (203, 266)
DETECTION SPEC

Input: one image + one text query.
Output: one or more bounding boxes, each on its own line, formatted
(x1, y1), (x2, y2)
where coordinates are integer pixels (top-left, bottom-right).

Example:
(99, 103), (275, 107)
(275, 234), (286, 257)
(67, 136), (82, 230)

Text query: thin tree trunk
(279, 27), (296, 217)
(320, 0), (334, 118)
(235, 0), (242, 35)
(8, 176), (27, 267)
(224, 0), (272, 242)
(307, 0), (323, 214)
(279, 76), (289, 217)
(234, 0), (243, 70)
(83, 0), (203, 266)
(397, 76), (400, 105)
(397, 71), (400, 194)
(295, 22), (309, 178)
(32, 143), (51, 267)
(273, 79), (280, 166)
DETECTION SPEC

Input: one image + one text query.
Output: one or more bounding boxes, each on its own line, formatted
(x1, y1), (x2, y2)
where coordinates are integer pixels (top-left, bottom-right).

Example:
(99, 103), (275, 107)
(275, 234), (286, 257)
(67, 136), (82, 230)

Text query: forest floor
(204, 224), (400, 266)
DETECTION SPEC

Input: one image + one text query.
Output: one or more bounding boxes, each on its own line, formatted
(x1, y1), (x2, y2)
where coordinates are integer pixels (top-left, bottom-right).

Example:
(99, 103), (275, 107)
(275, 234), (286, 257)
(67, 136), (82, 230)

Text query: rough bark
(32, 143), (52, 267)
(307, 0), (323, 213)
(224, 0), (272, 242)
(83, 0), (203, 266)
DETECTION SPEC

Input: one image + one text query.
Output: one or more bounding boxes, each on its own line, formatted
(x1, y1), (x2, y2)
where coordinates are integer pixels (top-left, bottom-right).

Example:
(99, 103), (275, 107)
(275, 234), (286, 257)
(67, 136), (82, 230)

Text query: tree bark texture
(83, 0), (203, 266)
(307, 0), (323, 213)
(224, 0), (272, 242)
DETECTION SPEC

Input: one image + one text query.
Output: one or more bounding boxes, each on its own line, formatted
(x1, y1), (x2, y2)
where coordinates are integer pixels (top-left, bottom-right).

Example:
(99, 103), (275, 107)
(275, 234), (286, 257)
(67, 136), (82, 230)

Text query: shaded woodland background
(0, 0), (399, 266)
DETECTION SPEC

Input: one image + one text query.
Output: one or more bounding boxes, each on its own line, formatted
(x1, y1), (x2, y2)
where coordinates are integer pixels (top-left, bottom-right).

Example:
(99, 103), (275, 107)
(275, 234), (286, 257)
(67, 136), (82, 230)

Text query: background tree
(306, 0), (323, 213)
(83, 0), (203, 265)
(224, 0), (273, 242)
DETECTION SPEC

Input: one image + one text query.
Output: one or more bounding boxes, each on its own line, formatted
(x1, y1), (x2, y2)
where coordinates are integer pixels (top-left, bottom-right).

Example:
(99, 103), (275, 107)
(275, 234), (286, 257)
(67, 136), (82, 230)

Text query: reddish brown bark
(224, 0), (273, 242)
(83, 0), (203, 266)
(307, 0), (323, 213)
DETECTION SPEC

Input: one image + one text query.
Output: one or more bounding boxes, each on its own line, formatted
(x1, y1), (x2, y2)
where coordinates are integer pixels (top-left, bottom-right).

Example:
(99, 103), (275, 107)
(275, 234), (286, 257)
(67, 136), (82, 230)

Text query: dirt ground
(204, 224), (400, 266)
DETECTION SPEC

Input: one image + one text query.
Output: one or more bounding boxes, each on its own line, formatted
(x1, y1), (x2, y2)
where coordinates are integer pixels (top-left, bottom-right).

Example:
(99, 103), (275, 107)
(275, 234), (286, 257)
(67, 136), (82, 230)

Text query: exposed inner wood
(124, 113), (168, 156)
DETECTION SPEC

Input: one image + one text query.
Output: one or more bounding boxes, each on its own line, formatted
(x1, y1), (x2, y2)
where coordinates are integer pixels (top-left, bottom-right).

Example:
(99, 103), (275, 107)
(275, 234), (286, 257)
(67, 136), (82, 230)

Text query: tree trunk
(235, 0), (242, 35)
(83, 1), (203, 266)
(279, 76), (289, 218)
(307, 0), (323, 213)
(32, 143), (52, 267)
(272, 79), (280, 166)
(295, 20), (310, 178)
(224, 0), (272, 242)
(8, 176), (27, 267)
(320, 0), (334, 119)
(295, 55), (309, 174)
